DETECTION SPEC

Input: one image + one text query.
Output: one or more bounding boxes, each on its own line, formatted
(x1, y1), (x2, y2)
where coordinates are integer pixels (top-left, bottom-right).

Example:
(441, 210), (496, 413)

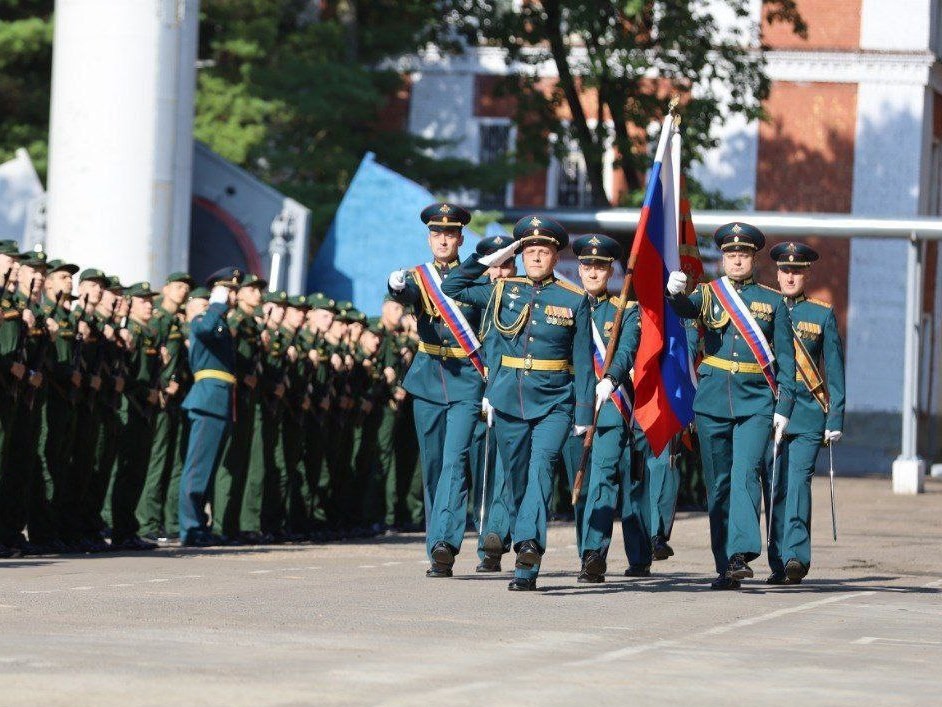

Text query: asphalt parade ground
(1, 475), (940, 706)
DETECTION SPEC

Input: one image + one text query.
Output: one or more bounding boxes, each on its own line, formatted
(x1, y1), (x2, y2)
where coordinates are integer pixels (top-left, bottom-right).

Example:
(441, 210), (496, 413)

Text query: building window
(546, 124), (614, 208)
(478, 121), (513, 209)
(555, 150), (594, 207)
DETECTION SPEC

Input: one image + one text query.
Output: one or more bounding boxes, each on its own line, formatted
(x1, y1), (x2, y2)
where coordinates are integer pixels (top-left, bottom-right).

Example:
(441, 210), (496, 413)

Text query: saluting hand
(478, 239), (521, 267)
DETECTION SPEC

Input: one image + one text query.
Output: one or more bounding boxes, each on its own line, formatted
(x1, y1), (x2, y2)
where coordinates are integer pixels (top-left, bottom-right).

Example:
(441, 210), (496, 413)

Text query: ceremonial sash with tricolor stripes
(708, 277), (778, 395)
(591, 319), (634, 425)
(413, 263), (486, 378)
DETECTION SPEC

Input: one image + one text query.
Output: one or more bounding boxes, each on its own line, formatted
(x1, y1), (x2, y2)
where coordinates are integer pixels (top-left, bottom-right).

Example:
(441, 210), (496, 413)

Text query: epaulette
(503, 277), (528, 283)
(610, 296), (637, 309)
(555, 279), (584, 295)
(759, 284), (781, 294)
(807, 297), (831, 308)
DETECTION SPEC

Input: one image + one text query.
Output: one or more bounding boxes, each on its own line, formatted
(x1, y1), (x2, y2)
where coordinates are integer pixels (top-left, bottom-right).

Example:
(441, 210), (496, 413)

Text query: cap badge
(142, 282), (150, 289)
(733, 235), (740, 243)
(591, 247), (598, 255)
(494, 236), (503, 245)
(234, 269), (241, 278)
(588, 236), (601, 245)
(530, 217), (542, 227)
(786, 242), (797, 253)
(788, 255), (795, 262)
(731, 223), (742, 234)
(439, 204), (452, 214)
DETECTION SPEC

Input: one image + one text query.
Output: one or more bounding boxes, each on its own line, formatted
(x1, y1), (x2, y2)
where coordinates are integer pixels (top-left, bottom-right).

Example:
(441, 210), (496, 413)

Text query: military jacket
(124, 317), (160, 414)
(389, 260), (485, 404)
(668, 278), (795, 419)
(588, 294), (639, 429)
(40, 293), (78, 399)
(783, 295), (845, 435)
(442, 254), (594, 426)
(183, 302), (236, 418)
(227, 307), (261, 385)
(151, 304), (187, 391)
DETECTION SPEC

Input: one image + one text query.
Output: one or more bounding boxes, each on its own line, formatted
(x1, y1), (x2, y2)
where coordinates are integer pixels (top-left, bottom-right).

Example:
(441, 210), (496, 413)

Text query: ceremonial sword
(479, 416), (490, 535)
(767, 438), (780, 548)
(828, 440), (838, 541)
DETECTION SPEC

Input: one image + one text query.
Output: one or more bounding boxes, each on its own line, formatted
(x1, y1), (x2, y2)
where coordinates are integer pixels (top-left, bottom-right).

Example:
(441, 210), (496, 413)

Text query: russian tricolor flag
(630, 115), (697, 455)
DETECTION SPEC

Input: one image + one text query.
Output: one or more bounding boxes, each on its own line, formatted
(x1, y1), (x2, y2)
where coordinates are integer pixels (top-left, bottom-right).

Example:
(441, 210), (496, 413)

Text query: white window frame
(545, 119), (615, 208)
(475, 116), (516, 209)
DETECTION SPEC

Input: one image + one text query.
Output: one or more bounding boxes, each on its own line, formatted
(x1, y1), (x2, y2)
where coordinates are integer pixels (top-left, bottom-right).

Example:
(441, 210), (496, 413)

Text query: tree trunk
(336, 0), (358, 64)
(543, 0), (609, 206)
(601, 82), (643, 195)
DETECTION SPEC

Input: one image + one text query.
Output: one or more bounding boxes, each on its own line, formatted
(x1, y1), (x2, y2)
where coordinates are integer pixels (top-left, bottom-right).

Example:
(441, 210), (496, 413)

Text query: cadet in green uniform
(179, 269), (241, 546)
(282, 294), (313, 537)
(764, 242), (845, 584)
(110, 281), (161, 550)
(565, 235), (639, 583)
(9, 251), (48, 554)
(136, 272), (193, 541)
(212, 274), (266, 543)
(352, 320), (389, 533)
(443, 216), (594, 591)
(66, 268), (110, 551)
(473, 234), (517, 573)
(388, 203), (486, 577)
(0, 244), (26, 556)
(302, 293), (336, 532)
(33, 258), (80, 551)
(666, 223), (796, 589)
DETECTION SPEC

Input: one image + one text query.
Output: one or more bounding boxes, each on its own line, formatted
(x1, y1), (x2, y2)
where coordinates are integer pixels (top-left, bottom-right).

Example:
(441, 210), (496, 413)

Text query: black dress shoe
(431, 541), (457, 567)
(577, 569), (605, 583)
(726, 553), (753, 580)
(652, 535), (674, 561)
(711, 575), (742, 590)
(239, 531), (265, 545)
(475, 556), (501, 573)
(182, 533), (216, 548)
(0, 543), (17, 558)
(515, 540), (542, 569)
(425, 563), (453, 578)
(482, 532), (503, 555)
(508, 577), (537, 591)
(785, 558), (808, 581)
(582, 550), (606, 576)
(624, 565), (651, 577)
(766, 572), (788, 585)
(133, 536), (158, 550)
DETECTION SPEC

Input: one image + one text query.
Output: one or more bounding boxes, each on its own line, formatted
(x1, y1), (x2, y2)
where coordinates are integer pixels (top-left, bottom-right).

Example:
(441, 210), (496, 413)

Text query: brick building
(390, 1), (942, 470)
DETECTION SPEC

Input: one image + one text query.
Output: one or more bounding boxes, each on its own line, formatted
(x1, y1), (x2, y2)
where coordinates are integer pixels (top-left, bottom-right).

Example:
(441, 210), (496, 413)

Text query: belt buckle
(523, 356), (533, 371)
(730, 361), (739, 373)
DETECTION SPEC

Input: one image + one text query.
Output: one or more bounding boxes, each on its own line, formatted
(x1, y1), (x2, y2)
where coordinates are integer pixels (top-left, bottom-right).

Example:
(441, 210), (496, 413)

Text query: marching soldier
(110, 281), (162, 550)
(212, 273), (266, 543)
(387, 202), (485, 577)
(0, 244), (26, 556)
(565, 235), (639, 583)
(67, 268), (110, 551)
(302, 292), (335, 532)
(282, 294), (313, 538)
(179, 269), (241, 546)
(666, 223), (796, 589)
(473, 234), (517, 573)
(33, 258), (80, 552)
(764, 242), (845, 584)
(137, 272), (193, 541)
(442, 216), (594, 591)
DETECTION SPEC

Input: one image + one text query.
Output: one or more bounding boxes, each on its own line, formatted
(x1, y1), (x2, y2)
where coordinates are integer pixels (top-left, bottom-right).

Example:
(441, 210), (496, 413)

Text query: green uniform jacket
(784, 296), (845, 434)
(668, 278), (796, 419)
(124, 318), (160, 412)
(388, 261), (485, 404)
(442, 254), (594, 426)
(183, 302), (236, 418)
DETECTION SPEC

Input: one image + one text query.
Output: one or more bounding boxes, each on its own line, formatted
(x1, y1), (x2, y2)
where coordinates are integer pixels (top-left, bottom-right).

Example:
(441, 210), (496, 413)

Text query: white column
(46, 0), (199, 284)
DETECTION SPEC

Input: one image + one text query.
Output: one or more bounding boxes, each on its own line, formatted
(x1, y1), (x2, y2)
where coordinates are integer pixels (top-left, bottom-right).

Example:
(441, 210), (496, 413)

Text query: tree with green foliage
(442, 0), (806, 208)
(196, 0), (514, 233)
(0, 0), (53, 176)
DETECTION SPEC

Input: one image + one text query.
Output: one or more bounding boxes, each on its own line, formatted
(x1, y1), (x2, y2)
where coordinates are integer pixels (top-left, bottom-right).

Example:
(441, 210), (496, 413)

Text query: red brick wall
(762, 0), (861, 50)
(756, 81), (858, 332)
(377, 75), (412, 131)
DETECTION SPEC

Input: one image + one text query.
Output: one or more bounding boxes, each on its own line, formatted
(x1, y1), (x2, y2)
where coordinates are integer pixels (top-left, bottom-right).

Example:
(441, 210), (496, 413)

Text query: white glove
(595, 377), (615, 411)
(666, 270), (688, 296)
(479, 240), (521, 267)
(209, 285), (230, 305)
(388, 270), (407, 292)
(482, 397), (494, 428)
(824, 429), (842, 444)
(573, 424), (589, 436)
(772, 413), (789, 444)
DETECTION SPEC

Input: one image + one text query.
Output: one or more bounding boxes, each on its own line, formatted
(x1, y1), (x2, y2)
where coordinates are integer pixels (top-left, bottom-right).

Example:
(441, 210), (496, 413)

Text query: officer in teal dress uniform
(764, 242), (845, 585)
(666, 223), (796, 590)
(178, 267), (242, 547)
(387, 203), (485, 577)
(442, 216), (595, 591)
(565, 234), (639, 584)
(473, 234), (517, 573)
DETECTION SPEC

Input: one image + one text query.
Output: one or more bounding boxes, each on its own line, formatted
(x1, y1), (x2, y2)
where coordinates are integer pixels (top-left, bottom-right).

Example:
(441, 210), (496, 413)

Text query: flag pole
(570, 97), (678, 506)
